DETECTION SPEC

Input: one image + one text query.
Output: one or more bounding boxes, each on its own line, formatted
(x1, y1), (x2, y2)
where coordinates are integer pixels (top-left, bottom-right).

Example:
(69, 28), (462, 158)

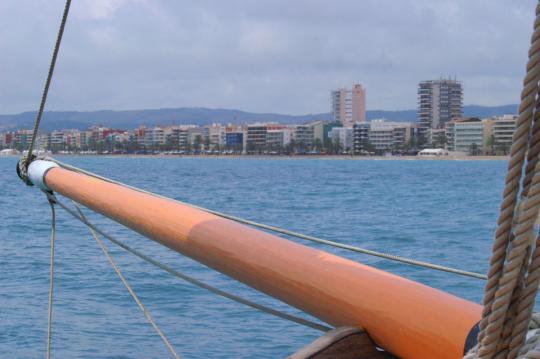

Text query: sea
(0, 156), (509, 358)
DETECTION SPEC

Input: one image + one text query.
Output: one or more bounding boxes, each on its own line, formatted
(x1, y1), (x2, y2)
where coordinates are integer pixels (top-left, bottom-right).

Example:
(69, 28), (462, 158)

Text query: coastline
(0, 154), (508, 161)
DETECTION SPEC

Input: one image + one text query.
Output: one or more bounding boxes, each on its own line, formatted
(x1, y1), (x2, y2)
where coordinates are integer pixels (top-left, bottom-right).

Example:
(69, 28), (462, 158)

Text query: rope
(25, 0), (71, 170)
(47, 158), (487, 280)
(46, 194), (56, 359)
(466, 2), (540, 358)
(56, 198), (331, 333)
(73, 204), (181, 359)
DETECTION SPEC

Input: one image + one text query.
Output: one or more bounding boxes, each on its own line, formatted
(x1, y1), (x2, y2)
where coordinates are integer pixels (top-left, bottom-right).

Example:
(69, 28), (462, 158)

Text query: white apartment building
(492, 114), (517, 148)
(368, 120), (414, 151)
(445, 117), (493, 153)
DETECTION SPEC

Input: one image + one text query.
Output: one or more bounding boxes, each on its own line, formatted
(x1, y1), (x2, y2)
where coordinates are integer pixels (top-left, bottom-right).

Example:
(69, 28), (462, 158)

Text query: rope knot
(16, 155), (35, 186)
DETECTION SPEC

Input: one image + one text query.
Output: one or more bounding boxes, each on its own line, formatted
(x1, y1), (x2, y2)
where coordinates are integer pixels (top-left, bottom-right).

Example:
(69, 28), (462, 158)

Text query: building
(266, 130), (285, 150)
(492, 114), (517, 153)
(167, 126), (195, 151)
(329, 127), (353, 152)
(48, 130), (65, 150)
(187, 127), (205, 149)
(0, 132), (13, 148)
(323, 121), (342, 147)
(137, 126), (164, 148)
(225, 132), (243, 150)
(310, 121), (325, 145)
(367, 120), (415, 152)
(206, 124), (225, 150)
(246, 124), (268, 152)
(445, 117), (493, 154)
(13, 129), (35, 149)
(331, 84), (366, 127)
(353, 123), (370, 154)
(418, 79), (463, 133)
(294, 125), (315, 149)
(427, 128), (447, 148)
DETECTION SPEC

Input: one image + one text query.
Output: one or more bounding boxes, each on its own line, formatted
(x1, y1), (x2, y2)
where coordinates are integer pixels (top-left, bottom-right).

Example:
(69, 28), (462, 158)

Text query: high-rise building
(331, 84), (366, 127)
(418, 79), (463, 133)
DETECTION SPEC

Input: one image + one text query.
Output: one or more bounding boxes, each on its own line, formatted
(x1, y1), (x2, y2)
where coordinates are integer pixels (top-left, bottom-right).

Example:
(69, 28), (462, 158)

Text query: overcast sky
(0, 0), (537, 115)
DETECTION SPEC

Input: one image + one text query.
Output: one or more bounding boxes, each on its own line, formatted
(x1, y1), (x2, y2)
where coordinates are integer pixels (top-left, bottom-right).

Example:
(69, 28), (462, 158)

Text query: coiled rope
(47, 157), (487, 281)
(56, 197), (331, 333)
(465, 2), (540, 358)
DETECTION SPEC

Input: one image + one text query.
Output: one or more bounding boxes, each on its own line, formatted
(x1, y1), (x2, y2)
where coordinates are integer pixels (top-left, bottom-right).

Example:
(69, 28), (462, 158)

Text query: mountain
(462, 104), (519, 118)
(0, 104), (519, 131)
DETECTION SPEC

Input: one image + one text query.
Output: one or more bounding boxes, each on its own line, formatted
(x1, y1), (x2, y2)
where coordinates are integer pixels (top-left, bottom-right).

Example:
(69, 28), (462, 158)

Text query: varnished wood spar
(289, 327), (394, 359)
(44, 166), (482, 359)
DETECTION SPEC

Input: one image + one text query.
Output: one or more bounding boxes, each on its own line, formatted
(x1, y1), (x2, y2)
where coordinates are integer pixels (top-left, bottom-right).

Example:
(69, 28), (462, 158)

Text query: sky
(0, 0), (537, 115)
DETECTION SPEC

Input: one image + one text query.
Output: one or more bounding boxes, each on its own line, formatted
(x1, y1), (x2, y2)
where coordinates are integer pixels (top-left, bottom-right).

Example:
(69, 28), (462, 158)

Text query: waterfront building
(187, 127), (205, 149)
(0, 132), (13, 148)
(293, 124), (315, 149)
(310, 121), (325, 145)
(168, 126), (195, 151)
(64, 129), (83, 150)
(246, 123), (269, 152)
(13, 129), (36, 150)
(146, 127), (165, 148)
(353, 123), (370, 154)
(492, 114), (517, 153)
(445, 117), (493, 154)
(368, 120), (414, 152)
(331, 84), (366, 127)
(48, 130), (64, 150)
(329, 127), (353, 152)
(418, 79), (463, 134)
(445, 118), (481, 153)
(267, 130), (285, 150)
(225, 131), (243, 150)
(206, 124), (225, 150)
(427, 128), (447, 148)
(323, 121), (342, 147)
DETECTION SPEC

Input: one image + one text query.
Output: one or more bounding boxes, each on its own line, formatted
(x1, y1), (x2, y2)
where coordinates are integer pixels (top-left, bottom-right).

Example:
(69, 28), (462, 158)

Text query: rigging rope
(48, 157), (487, 281)
(22, 0), (71, 178)
(57, 198), (331, 333)
(45, 193), (56, 359)
(72, 203), (181, 359)
(465, 2), (540, 358)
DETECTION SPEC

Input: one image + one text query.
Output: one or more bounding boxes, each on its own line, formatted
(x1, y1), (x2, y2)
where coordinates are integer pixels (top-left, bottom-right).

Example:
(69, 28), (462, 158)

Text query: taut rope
(19, 0), (71, 183)
(73, 204), (181, 359)
(48, 158), (487, 280)
(58, 198), (331, 333)
(45, 194), (56, 359)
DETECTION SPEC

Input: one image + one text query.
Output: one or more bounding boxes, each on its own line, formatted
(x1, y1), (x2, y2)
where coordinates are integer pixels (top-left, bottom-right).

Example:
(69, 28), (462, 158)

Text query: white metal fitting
(28, 160), (59, 191)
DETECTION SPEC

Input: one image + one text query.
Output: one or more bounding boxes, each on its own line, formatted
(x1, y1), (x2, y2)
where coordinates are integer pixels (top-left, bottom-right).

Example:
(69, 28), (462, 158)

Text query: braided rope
(478, 3), (540, 358)
(25, 0), (71, 171)
(478, 171), (540, 358)
(494, 89), (540, 358)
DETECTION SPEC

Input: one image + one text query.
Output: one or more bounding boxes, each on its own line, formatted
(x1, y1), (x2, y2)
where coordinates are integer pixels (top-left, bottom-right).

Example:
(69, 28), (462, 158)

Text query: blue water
(1, 157), (507, 358)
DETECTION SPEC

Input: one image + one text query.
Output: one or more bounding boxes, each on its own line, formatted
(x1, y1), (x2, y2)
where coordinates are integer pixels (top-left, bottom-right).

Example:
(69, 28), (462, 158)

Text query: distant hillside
(463, 104), (518, 118)
(0, 104), (519, 131)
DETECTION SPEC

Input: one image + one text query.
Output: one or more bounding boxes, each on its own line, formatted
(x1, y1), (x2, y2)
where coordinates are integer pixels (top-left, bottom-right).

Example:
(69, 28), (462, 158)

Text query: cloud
(0, 0), (537, 115)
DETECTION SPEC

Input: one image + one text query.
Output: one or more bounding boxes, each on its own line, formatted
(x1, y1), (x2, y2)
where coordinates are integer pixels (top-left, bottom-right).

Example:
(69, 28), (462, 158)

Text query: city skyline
(0, 1), (536, 115)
